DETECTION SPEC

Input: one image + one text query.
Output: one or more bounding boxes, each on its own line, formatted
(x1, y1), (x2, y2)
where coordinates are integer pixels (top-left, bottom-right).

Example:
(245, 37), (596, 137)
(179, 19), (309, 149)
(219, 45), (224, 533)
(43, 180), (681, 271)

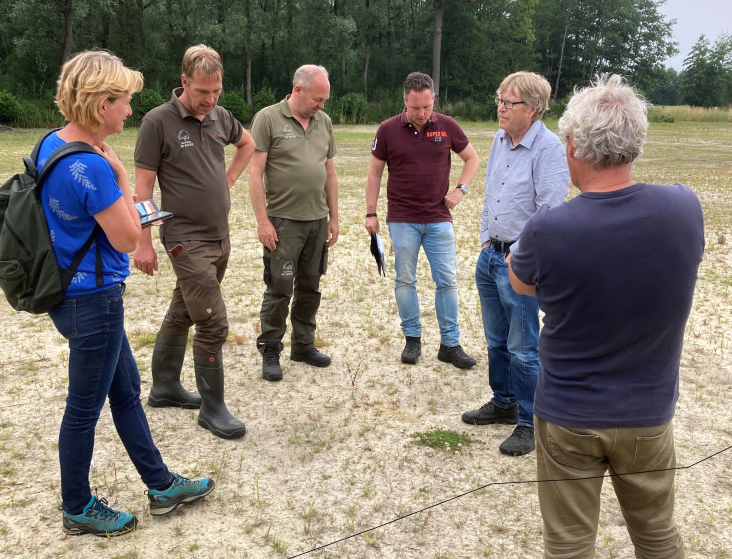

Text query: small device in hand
(135, 199), (172, 228)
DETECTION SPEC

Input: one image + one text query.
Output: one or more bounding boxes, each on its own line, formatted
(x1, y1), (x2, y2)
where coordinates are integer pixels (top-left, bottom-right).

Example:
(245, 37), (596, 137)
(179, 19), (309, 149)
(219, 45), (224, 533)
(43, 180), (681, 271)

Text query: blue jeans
(475, 246), (540, 426)
(388, 222), (460, 346)
(48, 284), (171, 514)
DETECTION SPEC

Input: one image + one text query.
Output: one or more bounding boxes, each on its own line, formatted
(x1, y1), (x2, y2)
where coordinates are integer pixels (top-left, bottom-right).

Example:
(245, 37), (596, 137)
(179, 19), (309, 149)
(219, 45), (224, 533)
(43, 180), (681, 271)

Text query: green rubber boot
(194, 352), (246, 439)
(148, 333), (201, 409)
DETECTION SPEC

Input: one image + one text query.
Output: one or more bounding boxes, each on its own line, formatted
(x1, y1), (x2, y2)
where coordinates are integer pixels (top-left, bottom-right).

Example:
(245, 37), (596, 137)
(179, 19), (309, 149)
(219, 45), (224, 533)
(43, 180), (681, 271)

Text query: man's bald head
(289, 64), (330, 120)
(292, 65), (329, 91)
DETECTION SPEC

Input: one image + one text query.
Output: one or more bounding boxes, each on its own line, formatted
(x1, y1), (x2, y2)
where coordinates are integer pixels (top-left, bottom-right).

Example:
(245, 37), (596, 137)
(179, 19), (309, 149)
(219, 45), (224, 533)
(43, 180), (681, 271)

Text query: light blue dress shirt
(480, 120), (570, 246)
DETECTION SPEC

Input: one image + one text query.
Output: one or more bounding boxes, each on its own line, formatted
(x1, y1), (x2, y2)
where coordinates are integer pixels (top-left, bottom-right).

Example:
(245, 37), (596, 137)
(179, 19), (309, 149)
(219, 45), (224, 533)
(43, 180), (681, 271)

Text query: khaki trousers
(257, 217), (328, 354)
(159, 236), (230, 355)
(535, 416), (683, 559)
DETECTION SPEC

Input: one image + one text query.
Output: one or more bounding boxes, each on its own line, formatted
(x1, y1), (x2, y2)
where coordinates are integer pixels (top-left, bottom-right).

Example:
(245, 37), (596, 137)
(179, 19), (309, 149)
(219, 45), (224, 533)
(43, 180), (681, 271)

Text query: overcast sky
(658, 0), (732, 69)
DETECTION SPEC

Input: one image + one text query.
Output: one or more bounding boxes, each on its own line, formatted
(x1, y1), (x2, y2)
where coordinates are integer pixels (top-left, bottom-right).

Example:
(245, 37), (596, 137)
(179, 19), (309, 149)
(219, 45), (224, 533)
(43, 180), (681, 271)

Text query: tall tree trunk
(245, 0), (253, 107)
(246, 48), (253, 107)
(554, 21), (568, 101)
(166, 0), (175, 69)
(61, 0), (73, 64)
(432, 0), (449, 106)
(363, 35), (370, 102)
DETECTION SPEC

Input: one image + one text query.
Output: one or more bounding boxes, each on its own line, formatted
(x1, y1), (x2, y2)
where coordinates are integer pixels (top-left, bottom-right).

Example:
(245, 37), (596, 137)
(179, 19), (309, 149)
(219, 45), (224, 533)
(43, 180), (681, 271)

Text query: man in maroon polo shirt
(364, 72), (480, 367)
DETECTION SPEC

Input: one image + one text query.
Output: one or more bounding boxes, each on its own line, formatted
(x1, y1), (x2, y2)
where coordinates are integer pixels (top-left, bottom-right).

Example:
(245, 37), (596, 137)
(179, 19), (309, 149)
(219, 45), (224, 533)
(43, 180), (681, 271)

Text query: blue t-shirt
(510, 183), (704, 428)
(38, 132), (129, 295)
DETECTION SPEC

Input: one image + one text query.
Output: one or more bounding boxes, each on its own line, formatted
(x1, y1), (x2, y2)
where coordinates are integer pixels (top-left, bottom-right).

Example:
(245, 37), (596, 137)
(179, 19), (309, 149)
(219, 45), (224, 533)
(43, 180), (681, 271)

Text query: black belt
(490, 239), (515, 253)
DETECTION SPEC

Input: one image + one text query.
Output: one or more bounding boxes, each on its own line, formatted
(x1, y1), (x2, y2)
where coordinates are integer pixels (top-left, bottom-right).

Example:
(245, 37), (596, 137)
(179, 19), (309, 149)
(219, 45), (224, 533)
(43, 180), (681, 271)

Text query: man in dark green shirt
(249, 64), (339, 381)
(134, 45), (255, 440)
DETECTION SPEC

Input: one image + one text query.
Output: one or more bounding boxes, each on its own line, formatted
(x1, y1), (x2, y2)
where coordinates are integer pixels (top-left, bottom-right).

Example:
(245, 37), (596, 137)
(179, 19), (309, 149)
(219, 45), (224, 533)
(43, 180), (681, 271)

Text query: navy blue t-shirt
(510, 182), (704, 428)
(38, 132), (129, 295)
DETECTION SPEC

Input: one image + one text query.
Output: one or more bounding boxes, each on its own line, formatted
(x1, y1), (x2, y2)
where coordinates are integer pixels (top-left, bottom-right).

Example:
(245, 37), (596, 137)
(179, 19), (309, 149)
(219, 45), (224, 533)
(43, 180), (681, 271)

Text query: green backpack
(0, 130), (102, 314)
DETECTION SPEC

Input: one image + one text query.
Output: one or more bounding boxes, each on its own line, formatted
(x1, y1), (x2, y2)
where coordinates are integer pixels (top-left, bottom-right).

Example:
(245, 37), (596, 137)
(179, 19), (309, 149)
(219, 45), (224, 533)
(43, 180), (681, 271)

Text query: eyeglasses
(495, 98), (526, 109)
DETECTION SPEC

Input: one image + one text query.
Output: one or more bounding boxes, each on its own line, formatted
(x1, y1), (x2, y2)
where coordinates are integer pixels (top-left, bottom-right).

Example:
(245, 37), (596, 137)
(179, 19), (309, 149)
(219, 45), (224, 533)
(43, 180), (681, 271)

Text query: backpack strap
(62, 224), (103, 291)
(23, 128), (59, 179)
(35, 141), (98, 194)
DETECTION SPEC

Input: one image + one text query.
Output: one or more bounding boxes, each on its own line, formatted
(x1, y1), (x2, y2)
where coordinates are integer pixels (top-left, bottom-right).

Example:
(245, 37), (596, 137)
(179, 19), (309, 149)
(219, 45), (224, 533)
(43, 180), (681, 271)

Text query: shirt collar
(500, 120), (543, 149)
(399, 108), (437, 128)
(171, 88), (217, 121)
(280, 95), (322, 122)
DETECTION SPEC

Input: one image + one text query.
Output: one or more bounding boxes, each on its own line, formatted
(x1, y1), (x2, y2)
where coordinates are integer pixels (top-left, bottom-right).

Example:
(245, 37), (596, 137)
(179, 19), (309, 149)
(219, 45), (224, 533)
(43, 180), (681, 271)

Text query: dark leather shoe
(499, 425), (535, 456)
(401, 336), (421, 364)
(290, 348), (331, 367)
(262, 345), (283, 381)
(437, 344), (477, 369)
(462, 401), (518, 425)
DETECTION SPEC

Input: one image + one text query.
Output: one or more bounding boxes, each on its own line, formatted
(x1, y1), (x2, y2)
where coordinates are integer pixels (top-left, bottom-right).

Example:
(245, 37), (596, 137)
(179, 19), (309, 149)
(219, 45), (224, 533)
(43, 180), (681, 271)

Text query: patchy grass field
(0, 121), (731, 559)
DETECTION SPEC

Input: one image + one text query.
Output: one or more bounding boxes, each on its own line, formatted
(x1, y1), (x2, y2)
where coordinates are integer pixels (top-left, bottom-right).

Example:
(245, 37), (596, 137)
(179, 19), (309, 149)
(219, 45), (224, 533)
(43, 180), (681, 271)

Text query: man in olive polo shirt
(133, 45), (256, 440)
(248, 64), (339, 381)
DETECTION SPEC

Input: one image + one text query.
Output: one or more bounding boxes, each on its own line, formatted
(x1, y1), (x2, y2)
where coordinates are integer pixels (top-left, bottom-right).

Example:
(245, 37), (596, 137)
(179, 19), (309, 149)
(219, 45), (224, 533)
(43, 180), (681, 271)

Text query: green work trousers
(159, 235), (230, 356)
(535, 416), (683, 559)
(257, 217), (328, 354)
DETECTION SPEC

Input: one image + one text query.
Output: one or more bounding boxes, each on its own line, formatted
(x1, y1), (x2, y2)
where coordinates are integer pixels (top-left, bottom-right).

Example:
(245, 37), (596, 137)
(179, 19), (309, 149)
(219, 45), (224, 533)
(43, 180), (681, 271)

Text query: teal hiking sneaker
(62, 495), (138, 537)
(147, 473), (215, 516)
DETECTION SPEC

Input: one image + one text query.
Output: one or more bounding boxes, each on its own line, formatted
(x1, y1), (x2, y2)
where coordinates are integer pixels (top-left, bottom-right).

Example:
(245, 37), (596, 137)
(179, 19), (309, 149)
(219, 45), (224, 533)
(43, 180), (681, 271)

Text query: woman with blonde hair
(40, 50), (214, 537)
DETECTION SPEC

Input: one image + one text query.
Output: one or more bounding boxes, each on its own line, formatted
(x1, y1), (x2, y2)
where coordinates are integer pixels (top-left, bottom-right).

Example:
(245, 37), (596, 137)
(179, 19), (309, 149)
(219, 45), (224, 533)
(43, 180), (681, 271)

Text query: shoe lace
(171, 474), (195, 488)
(87, 496), (121, 522)
(513, 425), (534, 438)
(264, 347), (280, 366)
(405, 339), (420, 351)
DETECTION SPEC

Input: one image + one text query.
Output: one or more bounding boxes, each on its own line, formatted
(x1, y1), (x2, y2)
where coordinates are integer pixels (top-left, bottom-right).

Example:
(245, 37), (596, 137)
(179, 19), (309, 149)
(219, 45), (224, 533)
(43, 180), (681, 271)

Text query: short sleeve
(371, 123), (387, 161)
(448, 117), (470, 153)
(326, 119), (337, 159)
(250, 111), (272, 152)
(225, 109), (244, 145)
(67, 153), (123, 216)
(134, 115), (163, 171)
(510, 210), (543, 286)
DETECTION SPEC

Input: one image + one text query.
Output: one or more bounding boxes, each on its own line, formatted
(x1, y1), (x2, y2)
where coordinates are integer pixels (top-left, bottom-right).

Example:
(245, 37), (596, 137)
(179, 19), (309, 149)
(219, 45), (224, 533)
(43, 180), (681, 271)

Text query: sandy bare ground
(0, 122), (731, 558)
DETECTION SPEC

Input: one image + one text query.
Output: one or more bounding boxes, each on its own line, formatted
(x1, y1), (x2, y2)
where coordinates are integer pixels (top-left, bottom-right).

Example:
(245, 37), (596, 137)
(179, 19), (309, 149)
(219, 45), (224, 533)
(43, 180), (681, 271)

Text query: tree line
(649, 33), (732, 108)
(0, 0), (728, 127)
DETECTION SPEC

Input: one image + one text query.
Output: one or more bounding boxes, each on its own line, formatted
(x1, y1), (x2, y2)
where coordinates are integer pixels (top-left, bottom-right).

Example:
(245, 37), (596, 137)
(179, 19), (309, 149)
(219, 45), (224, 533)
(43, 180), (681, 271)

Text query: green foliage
(328, 92), (368, 124)
(412, 430), (473, 452)
(253, 87), (276, 115)
(442, 99), (497, 122)
(133, 89), (165, 120)
(0, 91), (22, 125)
(546, 95), (571, 119)
(648, 113), (675, 123)
(0, 0), (708, 123)
(680, 33), (732, 108)
(15, 100), (44, 128)
(219, 91), (252, 124)
(647, 68), (681, 106)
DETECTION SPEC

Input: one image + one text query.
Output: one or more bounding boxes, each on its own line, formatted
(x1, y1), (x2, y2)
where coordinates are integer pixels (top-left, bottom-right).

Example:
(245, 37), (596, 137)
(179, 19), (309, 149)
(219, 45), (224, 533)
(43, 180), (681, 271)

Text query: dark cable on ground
(287, 444), (732, 558)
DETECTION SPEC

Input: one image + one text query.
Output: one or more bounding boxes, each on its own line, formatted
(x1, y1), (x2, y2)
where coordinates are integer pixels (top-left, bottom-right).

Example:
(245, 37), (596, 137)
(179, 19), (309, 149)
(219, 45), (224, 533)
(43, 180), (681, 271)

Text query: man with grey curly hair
(507, 75), (704, 558)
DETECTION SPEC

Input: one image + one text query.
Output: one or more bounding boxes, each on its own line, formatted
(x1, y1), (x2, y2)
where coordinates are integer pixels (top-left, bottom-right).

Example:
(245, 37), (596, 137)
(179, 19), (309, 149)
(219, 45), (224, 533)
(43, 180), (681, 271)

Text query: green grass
(412, 429), (473, 452)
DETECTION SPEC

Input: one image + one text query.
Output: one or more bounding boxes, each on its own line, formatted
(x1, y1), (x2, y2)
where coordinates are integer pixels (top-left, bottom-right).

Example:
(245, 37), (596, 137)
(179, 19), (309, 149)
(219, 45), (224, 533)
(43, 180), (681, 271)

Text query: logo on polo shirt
(372, 137), (377, 151)
(426, 130), (447, 143)
(178, 129), (194, 149)
(284, 124), (296, 139)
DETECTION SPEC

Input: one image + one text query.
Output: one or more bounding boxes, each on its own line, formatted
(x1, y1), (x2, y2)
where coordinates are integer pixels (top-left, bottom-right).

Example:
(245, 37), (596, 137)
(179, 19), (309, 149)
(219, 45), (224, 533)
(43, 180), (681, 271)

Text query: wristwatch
(456, 184), (469, 195)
